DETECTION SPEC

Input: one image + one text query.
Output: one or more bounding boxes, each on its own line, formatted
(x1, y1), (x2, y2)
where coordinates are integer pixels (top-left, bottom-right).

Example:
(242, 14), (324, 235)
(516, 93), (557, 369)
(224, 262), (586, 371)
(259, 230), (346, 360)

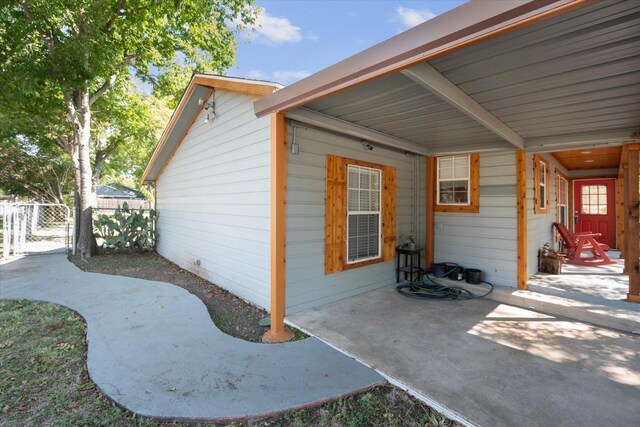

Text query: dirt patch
(70, 251), (277, 342)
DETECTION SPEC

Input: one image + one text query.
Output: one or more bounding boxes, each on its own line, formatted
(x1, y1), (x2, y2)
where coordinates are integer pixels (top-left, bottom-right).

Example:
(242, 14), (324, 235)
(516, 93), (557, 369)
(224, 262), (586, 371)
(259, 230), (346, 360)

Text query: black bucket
(431, 263), (447, 277)
(464, 268), (482, 284)
(448, 266), (464, 281)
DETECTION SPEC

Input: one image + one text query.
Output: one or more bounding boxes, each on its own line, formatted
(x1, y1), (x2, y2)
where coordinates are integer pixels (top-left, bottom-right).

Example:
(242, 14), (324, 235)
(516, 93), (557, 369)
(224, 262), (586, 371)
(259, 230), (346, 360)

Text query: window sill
(435, 204), (479, 213)
(341, 257), (385, 271)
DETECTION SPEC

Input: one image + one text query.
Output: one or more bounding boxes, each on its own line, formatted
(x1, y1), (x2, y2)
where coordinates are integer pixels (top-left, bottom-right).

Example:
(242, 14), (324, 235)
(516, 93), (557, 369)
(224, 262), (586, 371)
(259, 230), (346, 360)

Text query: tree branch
(104, 0), (128, 32)
(55, 136), (71, 154)
(19, 0), (57, 57)
(89, 53), (136, 106)
(89, 74), (116, 106)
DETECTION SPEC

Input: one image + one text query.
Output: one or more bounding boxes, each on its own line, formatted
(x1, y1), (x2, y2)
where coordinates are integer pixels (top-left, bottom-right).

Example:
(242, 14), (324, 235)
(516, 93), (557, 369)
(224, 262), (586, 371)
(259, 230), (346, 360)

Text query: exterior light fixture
(290, 126), (299, 155)
(203, 101), (215, 123)
(361, 140), (373, 151)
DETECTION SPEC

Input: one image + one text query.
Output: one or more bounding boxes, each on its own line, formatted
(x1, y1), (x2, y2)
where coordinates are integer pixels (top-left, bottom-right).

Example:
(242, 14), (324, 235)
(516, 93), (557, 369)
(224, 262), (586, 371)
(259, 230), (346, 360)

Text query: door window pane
(580, 184), (607, 215)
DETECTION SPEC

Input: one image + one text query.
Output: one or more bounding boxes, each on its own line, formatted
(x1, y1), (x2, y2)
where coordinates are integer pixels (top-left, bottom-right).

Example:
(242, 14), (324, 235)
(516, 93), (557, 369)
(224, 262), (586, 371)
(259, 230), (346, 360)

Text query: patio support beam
(625, 145), (640, 303)
(401, 64), (524, 150)
(425, 157), (435, 269)
(263, 112), (295, 342)
(525, 130), (632, 153)
(286, 108), (431, 156)
(516, 150), (528, 289)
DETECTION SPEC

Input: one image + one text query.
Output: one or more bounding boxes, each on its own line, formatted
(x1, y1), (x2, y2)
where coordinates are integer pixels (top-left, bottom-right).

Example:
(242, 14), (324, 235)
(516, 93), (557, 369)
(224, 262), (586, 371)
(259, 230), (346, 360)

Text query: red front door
(573, 178), (616, 248)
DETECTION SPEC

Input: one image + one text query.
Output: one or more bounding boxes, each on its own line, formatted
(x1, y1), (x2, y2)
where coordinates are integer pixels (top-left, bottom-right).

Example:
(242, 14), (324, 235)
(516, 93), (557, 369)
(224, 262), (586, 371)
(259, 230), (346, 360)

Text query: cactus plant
(94, 202), (157, 250)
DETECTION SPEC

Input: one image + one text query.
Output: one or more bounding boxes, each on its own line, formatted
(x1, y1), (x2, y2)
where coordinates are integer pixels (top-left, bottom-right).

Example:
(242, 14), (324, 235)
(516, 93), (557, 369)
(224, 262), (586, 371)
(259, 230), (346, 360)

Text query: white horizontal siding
(433, 151), (518, 286)
(526, 153), (568, 278)
(285, 125), (416, 313)
(156, 91), (272, 309)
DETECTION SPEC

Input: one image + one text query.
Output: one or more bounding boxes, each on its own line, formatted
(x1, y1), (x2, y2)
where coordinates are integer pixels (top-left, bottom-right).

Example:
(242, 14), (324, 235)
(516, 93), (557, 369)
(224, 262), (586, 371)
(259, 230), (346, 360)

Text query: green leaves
(0, 0), (257, 187)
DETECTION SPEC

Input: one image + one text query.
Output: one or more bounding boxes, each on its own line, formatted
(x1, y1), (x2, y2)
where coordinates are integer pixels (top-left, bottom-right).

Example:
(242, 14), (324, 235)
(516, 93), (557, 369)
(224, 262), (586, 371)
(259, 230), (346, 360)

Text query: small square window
(433, 153), (479, 213)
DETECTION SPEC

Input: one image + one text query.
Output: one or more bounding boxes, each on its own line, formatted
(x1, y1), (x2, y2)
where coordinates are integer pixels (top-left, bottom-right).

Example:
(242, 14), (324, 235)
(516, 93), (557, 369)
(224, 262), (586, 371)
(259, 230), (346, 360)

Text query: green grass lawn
(0, 299), (455, 427)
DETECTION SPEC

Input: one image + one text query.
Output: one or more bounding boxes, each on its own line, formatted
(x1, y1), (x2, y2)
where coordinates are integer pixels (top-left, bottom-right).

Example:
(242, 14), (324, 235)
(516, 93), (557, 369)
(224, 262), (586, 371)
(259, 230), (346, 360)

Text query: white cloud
(245, 70), (267, 80)
(273, 70), (311, 84)
(242, 70), (311, 85)
(397, 6), (436, 29)
(251, 10), (302, 45)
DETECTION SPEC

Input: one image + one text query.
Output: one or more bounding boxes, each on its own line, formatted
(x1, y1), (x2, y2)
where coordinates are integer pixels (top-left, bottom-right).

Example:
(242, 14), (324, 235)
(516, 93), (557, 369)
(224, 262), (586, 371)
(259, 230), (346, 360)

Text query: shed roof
(96, 183), (145, 199)
(142, 75), (282, 183)
(257, 0), (640, 157)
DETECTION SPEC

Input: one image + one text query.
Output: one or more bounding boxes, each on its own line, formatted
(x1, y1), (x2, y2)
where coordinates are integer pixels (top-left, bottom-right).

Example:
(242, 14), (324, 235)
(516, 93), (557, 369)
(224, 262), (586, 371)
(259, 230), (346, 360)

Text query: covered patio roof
(255, 0), (640, 158)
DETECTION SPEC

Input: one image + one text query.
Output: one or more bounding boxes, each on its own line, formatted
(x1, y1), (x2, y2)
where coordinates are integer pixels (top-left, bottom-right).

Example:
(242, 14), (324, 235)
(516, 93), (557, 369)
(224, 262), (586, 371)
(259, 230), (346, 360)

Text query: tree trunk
(75, 92), (98, 258)
(70, 146), (81, 252)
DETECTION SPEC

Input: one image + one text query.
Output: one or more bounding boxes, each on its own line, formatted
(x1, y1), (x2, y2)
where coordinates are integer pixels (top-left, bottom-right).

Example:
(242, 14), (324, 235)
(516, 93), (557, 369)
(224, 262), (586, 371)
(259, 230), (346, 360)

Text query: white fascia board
(401, 63), (525, 150)
(285, 108), (432, 156)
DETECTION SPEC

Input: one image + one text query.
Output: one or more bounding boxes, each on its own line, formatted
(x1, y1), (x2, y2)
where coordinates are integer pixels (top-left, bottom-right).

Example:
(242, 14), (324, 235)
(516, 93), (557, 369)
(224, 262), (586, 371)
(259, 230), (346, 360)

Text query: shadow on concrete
(527, 255), (635, 311)
(289, 284), (640, 427)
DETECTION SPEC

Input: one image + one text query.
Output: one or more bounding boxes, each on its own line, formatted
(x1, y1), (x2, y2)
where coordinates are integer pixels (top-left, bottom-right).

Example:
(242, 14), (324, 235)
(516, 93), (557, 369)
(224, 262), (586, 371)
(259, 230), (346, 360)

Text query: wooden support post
(627, 146), (640, 303)
(623, 166), (629, 273)
(263, 113), (295, 342)
(516, 150), (528, 289)
(615, 176), (624, 257)
(425, 157), (435, 269)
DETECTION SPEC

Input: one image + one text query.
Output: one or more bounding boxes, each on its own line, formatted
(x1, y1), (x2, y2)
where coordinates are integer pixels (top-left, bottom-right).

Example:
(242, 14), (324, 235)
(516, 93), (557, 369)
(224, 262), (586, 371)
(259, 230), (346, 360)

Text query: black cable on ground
(396, 265), (493, 301)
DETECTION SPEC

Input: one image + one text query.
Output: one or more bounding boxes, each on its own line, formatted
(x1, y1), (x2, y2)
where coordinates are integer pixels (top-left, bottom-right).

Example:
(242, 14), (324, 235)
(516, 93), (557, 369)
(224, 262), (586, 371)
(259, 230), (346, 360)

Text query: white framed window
(534, 154), (550, 214)
(539, 160), (547, 210)
(557, 174), (569, 226)
(346, 164), (381, 264)
(437, 155), (470, 205)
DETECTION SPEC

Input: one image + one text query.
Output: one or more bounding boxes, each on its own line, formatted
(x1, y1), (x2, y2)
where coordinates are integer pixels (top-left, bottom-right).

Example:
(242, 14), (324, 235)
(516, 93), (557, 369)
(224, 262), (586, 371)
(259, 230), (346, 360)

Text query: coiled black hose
(396, 264), (493, 300)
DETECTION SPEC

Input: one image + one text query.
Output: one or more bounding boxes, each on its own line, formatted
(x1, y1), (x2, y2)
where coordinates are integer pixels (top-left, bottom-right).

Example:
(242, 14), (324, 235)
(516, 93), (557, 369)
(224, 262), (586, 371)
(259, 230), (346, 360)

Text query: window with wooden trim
(555, 171), (569, 242)
(556, 172), (569, 226)
(325, 155), (396, 275)
(534, 154), (550, 214)
(347, 165), (381, 263)
(434, 153), (479, 213)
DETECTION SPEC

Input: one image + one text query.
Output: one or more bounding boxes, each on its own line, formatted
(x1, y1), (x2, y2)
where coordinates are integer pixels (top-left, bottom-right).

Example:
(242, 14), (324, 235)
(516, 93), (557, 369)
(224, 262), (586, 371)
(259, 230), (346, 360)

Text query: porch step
(452, 281), (640, 335)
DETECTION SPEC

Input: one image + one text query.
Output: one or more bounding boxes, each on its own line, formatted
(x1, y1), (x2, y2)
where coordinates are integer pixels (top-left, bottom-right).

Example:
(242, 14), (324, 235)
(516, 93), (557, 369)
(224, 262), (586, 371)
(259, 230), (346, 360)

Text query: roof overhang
(142, 74), (282, 183)
(254, 0), (585, 117)
(255, 0), (640, 159)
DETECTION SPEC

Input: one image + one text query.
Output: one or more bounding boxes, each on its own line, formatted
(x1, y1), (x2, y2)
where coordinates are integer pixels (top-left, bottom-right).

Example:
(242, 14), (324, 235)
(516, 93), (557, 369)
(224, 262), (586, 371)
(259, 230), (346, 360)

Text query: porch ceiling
(552, 146), (622, 171)
(293, 1), (640, 156)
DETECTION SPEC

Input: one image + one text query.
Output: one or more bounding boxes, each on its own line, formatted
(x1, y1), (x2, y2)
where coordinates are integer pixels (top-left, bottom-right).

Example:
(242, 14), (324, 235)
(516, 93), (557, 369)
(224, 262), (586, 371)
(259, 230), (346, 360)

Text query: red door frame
(573, 178), (616, 249)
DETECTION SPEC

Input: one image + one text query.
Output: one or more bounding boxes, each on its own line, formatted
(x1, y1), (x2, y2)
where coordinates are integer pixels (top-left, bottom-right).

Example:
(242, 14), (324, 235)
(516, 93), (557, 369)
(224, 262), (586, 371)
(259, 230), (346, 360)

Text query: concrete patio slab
(453, 280), (640, 335)
(0, 254), (384, 421)
(289, 284), (640, 427)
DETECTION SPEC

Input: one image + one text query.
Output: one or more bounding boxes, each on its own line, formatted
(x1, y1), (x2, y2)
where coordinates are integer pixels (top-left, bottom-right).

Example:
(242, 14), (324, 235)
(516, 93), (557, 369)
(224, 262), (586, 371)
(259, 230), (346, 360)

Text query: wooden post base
(262, 327), (295, 343)
(627, 294), (640, 304)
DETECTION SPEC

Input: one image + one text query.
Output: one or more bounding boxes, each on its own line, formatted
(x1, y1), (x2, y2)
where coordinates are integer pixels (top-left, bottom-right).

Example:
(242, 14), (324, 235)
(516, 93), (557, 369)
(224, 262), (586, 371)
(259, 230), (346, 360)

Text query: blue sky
(229, 0), (467, 85)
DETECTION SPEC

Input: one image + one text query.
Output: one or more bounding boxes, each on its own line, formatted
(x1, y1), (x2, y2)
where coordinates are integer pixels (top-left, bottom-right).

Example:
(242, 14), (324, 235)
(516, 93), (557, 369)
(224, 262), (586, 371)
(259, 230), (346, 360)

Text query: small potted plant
(408, 234), (416, 250)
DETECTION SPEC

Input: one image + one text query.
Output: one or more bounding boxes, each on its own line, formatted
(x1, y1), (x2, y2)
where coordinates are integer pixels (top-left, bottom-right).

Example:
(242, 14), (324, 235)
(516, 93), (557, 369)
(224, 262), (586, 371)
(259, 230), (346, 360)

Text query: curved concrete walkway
(0, 254), (384, 421)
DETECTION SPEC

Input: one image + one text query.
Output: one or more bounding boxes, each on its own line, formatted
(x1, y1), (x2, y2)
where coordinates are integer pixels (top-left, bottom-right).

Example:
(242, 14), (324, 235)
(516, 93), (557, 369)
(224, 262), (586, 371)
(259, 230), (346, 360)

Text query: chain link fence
(1, 203), (71, 258)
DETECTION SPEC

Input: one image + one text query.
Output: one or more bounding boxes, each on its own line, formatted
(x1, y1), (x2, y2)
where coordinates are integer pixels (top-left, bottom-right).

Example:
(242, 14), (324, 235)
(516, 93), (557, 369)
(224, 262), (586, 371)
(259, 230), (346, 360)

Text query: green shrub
(94, 202), (157, 250)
